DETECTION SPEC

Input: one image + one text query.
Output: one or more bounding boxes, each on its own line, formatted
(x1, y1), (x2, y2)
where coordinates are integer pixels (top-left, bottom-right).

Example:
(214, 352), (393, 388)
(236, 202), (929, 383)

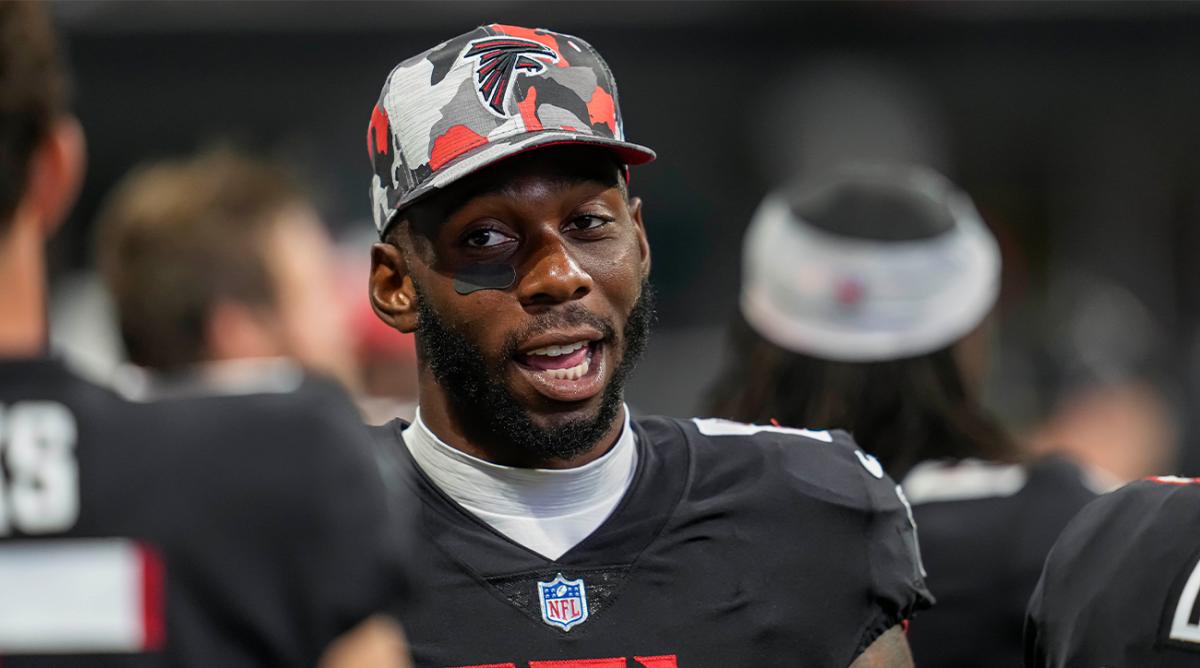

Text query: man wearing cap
(365, 25), (931, 667)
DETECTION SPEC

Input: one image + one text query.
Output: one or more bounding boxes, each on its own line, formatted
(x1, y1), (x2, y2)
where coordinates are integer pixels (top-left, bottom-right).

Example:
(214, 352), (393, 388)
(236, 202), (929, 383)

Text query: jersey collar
(386, 413), (690, 574)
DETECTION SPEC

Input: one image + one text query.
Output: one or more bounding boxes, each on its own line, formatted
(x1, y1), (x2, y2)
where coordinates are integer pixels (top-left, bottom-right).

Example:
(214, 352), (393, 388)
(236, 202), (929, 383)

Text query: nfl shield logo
(537, 573), (589, 631)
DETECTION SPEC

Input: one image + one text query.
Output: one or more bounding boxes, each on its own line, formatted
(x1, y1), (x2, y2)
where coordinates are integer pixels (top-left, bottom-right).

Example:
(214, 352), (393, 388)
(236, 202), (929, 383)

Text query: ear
(628, 196), (651, 280)
(22, 116), (86, 238)
(371, 242), (419, 333)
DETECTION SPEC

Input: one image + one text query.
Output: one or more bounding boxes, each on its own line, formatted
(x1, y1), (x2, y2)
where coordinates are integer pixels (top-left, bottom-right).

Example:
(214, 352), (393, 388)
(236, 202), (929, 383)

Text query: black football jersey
(903, 456), (1098, 668)
(372, 415), (933, 668)
(1026, 476), (1200, 668)
(0, 357), (406, 667)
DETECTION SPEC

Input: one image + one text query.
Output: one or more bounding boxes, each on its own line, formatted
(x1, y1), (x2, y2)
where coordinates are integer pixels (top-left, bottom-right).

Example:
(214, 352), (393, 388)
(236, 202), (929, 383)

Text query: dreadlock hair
(703, 313), (1018, 480)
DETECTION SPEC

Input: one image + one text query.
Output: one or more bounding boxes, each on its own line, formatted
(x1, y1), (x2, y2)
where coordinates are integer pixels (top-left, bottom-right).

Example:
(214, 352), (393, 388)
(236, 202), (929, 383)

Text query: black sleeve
(168, 379), (405, 666)
(677, 418), (935, 663)
(837, 430), (936, 653)
(254, 382), (403, 640)
(1024, 574), (1051, 668)
(1022, 477), (1200, 668)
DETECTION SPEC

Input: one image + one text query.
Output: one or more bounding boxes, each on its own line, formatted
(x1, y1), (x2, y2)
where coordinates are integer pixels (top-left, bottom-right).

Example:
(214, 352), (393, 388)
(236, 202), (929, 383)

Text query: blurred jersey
(1026, 476), (1200, 667)
(372, 416), (933, 667)
(902, 456), (1098, 668)
(0, 357), (407, 666)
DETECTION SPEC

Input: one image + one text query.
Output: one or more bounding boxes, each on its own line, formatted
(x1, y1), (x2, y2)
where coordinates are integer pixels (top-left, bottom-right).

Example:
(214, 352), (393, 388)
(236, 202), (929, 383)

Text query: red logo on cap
(465, 37), (559, 117)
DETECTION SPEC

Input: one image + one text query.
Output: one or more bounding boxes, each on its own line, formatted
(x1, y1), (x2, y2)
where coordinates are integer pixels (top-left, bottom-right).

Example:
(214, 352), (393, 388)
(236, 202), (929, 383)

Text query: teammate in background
(1026, 476), (1200, 666)
(704, 166), (1098, 668)
(363, 24), (931, 667)
(0, 2), (409, 665)
(1023, 272), (1177, 484)
(96, 148), (359, 394)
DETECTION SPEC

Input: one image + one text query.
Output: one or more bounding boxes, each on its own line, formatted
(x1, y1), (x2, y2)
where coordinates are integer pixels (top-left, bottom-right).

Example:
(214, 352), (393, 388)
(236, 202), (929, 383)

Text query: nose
(517, 237), (594, 308)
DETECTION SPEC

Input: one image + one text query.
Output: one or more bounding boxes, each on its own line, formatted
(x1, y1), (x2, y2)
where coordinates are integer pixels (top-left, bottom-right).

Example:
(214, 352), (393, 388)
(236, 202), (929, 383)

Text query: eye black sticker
(454, 263), (517, 294)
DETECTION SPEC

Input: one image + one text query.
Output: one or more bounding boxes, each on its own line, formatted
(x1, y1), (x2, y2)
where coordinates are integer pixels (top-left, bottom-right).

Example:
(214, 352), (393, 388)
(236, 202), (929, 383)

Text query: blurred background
(46, 0), (1200, 476)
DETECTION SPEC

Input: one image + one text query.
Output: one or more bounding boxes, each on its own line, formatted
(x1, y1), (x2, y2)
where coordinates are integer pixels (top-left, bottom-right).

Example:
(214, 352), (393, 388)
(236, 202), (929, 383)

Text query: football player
(1025, 475), (1200, 666)
(95, 148), (358, 395)
(0, 2), (410, 665)
(703, 166), (1098, 668)
(363, 24), (932, 667)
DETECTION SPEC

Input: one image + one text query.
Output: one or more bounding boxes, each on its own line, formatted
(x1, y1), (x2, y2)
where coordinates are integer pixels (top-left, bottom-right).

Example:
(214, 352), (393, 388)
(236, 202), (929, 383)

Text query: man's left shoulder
(635, 416), (933, 648)
(636, 416), (903, 514)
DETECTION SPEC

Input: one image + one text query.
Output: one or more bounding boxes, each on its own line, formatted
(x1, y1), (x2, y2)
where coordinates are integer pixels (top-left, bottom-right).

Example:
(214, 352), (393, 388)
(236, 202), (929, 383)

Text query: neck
(0, 219), (47, 357)
(416, 368), (626, 470)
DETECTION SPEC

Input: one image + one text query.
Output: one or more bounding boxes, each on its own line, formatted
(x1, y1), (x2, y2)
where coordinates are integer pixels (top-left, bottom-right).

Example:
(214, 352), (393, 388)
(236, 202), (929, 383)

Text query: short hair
(97, 149), (307, 370)
(0, 0), (69, 232)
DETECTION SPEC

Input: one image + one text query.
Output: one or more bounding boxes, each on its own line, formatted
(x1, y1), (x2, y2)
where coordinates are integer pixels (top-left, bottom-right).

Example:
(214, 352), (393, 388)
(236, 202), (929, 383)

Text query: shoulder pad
(655, 416), (899, 512)
(1029, 477), (1200, 665)
(685, 416), (887, 480)
(640, 415), (934, 636)
(689, 416), (833, 442)
(903, 458), (1028, 504)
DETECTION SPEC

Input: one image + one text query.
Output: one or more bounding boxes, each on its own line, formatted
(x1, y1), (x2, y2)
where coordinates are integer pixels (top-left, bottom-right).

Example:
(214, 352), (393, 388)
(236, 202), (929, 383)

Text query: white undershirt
(402, 406), (638, 560)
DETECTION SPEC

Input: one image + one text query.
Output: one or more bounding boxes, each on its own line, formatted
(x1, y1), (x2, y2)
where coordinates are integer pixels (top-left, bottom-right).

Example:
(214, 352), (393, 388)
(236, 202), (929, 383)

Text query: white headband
(739, 183), (1000, 362)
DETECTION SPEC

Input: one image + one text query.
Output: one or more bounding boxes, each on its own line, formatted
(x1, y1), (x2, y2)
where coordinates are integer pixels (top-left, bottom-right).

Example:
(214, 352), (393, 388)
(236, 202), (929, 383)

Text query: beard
(414, 280), (655, 464)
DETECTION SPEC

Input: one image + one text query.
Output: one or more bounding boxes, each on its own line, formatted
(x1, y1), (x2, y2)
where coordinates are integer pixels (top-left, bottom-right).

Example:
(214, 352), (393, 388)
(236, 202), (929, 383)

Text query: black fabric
(0, 358), (407, 667)
(1026, 478), (1200, 667)
(904, 456), (1097, 668)
(374, 415), (933, 667)
(789, 175), (957, 241)
(486, 565), (632, 630)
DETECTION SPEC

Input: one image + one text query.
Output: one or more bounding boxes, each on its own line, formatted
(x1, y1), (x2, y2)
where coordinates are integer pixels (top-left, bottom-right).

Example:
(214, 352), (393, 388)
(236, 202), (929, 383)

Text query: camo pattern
(366, 24), (654, 233)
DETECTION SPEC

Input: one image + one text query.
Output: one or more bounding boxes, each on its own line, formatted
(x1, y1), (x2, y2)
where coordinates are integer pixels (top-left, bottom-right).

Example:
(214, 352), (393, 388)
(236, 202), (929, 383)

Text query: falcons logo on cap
(465, 36), (559, 117)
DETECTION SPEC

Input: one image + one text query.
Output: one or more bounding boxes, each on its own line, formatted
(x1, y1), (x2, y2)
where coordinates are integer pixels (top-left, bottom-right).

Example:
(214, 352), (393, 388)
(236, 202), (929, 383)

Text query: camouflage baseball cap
(366, 24), (656, 234)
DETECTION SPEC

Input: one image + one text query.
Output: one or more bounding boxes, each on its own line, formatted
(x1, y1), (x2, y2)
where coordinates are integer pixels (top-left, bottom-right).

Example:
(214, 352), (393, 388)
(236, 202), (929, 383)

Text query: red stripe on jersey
(530, 660), (626, 668)
(139, 543), (166, 650)
(634, 656), (680, 668)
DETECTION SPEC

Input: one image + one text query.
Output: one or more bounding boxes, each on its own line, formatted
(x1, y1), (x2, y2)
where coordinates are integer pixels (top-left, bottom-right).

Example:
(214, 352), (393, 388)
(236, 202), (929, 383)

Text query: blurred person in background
(705, 165), (1099, 668)
(1022, 282), (1197, 667)
(0, 2), (410, 665)
(96, 148), (360, 395)
(1022, 271), (1178, 485)
(1026, 473), (1200, 666)
(362, 24), (930, 667)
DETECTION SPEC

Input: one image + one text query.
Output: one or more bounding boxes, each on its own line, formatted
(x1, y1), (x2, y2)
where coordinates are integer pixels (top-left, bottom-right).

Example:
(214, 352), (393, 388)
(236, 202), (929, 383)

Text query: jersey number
(0, 402), (80, 535)
(1169, 556), (1200, 645)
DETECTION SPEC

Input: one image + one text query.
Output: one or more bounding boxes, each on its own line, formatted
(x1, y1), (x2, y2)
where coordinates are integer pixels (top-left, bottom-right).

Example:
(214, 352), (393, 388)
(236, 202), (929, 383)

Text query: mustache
(501, 303), (618, 359)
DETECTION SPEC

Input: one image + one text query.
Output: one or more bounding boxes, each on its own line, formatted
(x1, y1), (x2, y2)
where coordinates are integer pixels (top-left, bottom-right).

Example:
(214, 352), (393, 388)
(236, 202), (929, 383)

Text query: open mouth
(513, 337), (607, 403)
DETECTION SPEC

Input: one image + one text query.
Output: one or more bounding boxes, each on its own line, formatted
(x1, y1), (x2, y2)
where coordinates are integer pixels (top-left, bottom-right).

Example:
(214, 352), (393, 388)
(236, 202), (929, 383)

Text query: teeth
(526, 340), (588, 357)
(544, 356), (590, 381)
